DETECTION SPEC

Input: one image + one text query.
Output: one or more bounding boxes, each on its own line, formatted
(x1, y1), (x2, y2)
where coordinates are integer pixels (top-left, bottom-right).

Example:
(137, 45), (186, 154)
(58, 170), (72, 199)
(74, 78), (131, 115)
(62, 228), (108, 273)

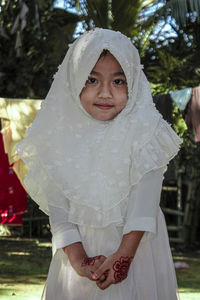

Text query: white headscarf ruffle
(16, 28), (182, 228)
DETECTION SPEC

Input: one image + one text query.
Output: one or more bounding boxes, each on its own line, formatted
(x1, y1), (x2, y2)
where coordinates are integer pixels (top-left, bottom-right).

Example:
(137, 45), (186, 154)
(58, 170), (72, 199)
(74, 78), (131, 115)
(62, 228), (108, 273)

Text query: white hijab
(16, 28), (182, 228)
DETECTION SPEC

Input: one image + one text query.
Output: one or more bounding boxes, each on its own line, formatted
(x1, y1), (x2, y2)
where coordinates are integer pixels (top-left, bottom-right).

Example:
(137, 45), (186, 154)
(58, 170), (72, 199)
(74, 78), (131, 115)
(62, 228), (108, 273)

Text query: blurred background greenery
(1, 0), (200, 98)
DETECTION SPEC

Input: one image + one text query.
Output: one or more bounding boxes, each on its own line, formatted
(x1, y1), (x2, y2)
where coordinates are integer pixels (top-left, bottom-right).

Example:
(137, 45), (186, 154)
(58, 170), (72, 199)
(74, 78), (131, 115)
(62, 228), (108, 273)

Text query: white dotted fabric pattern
(16, 28), (182, 228)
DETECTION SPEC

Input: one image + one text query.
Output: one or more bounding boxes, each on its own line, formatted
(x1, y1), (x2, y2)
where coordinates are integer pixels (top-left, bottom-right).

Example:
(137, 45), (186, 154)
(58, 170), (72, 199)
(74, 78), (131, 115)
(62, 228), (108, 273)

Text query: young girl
(16, 28), (182, 299)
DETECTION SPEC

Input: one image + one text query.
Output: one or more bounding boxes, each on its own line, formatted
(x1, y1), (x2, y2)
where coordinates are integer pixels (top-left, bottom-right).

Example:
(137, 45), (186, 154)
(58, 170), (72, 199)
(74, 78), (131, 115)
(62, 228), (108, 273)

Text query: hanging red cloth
(0, 133), (27, 225)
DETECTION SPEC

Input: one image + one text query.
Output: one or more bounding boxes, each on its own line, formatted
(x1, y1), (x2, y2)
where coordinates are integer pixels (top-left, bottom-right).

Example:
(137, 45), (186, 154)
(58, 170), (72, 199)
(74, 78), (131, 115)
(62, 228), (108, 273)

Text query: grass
(0, 237), (51, 300)
(0, 237), (200, 299)
(174, 252), (200, 299)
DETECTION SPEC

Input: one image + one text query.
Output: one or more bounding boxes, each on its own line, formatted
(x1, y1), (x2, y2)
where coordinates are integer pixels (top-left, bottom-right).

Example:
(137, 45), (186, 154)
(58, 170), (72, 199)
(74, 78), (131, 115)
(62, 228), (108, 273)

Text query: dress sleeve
(123, 167), (163, 236)
(46, 178), (82, 255)
(49, 204), (82, 254)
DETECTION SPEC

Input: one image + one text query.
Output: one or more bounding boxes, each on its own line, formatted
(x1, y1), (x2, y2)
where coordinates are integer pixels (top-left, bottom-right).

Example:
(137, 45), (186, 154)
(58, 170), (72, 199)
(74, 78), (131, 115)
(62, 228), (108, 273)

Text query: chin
(96, 114), (117, 121)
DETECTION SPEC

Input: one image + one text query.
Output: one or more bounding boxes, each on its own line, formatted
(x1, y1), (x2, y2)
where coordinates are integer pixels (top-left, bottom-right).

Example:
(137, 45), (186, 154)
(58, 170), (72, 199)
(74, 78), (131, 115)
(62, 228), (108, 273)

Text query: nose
(98, 82), (112, 98)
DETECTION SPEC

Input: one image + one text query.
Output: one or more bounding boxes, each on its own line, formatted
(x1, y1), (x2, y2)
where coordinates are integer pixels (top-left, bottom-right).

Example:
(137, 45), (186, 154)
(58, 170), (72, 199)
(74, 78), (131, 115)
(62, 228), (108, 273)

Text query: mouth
(94, 104), (114, 110)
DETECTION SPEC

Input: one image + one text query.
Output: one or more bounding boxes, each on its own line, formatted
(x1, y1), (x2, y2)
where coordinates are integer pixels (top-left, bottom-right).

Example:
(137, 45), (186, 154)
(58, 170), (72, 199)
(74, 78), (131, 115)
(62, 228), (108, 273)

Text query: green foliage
(142, 24), (200, 94)
(75, 0), (112, 29)
(75, 0), (155, 36)
(112, 0), (143, 36)
(138, 13), (200, 226)
(1, 0), (199, 98)
(0, 237), (51, 299)
(0, 0), (80, 98)
(173, 105), (187, 138)
(144, 0), (200, 28)
(174, 107), (200, 174)
(175, 252), (200, 294)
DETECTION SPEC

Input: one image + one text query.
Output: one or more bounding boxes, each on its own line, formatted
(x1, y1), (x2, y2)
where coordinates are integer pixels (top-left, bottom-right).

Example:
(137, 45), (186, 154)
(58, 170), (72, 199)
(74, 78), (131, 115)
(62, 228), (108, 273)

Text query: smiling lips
(94, 104), (114, 110)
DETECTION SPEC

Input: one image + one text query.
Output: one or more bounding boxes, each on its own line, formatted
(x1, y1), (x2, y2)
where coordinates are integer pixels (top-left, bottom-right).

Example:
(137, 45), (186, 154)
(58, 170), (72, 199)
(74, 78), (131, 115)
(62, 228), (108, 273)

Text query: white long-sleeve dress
(41, 168), (179, 300)
(14, 27), (182, 300)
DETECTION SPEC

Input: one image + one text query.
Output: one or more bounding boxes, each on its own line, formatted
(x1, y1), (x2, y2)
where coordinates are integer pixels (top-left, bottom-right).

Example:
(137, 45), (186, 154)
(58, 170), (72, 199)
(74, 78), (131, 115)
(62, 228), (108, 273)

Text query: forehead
(92, 52), (125, 74)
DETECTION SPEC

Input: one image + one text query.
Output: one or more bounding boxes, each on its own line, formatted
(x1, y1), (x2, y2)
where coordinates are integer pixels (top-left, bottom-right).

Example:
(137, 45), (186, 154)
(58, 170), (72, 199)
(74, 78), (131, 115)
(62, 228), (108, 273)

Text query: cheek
(116, 93), (128, 113)
(123, 86), (128, 103)
(80, 86), (95, 103)
(119, 89), (128, 106)
(120, 98), (128, 110)
(80, 89), (90, 107)
(80, 88), (86, 103)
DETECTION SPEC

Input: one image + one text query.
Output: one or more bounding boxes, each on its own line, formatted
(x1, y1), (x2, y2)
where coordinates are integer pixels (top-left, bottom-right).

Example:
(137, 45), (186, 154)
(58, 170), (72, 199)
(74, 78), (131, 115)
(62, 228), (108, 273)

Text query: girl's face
(80, 52), (128, 121)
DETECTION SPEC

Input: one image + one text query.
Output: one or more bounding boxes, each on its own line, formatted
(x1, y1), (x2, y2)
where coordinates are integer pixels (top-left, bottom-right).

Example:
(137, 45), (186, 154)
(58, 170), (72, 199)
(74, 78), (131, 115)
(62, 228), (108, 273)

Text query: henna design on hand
(112, 256), (133, 283)
(81, 255), (103, 266)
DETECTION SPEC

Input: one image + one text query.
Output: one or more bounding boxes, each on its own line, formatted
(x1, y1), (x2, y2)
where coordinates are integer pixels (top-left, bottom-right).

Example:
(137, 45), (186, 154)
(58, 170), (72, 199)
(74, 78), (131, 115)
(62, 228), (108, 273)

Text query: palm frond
(144, 0), (200, 28)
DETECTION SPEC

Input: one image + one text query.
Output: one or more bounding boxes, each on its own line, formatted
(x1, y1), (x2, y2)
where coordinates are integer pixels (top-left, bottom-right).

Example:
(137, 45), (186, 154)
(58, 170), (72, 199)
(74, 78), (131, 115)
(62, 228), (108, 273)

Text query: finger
(94, 255), (106, 263)
(97, 273), (106, 283)
(89, 259), (107, 276)
(89, 272), (106, 282)
(91, 255), (107, 270)
(97, 270), (109, 283)
(96, 272), (113, 290)
(85, 269), (96, 281)
(92, 262), (109, 280)
(87, 265), (108, 282)
(96, 279), (111, 290)
(98, 255), (107, 263)
(93, 255), (107, 269)
(83, 267), (97, 281)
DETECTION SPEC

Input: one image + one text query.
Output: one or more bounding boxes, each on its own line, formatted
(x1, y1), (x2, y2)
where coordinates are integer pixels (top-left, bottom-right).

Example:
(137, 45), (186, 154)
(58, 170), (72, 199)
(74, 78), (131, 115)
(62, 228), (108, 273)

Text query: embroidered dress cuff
(48, 204), (82, 255)
(52, 228), (82, 251)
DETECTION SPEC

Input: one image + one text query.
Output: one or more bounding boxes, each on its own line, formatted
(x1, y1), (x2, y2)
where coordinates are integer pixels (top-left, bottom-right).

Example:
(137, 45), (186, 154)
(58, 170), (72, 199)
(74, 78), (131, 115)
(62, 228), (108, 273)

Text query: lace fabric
(16, 28), (182, 227)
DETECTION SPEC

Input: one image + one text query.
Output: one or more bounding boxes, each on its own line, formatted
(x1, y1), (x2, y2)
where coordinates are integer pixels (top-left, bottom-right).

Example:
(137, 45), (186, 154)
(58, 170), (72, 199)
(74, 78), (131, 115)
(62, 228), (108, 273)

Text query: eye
(113, 78), (127, 85)
(87, 77), (98, 84)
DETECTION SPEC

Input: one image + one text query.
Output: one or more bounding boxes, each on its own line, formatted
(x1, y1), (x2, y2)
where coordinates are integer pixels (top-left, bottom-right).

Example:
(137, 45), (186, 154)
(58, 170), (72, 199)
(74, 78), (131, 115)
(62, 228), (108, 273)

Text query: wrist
(70, 253), (88, 268)
(116, 230), (144, 257)
(63, 242), (87, 266)
(115, 246), (133, 258)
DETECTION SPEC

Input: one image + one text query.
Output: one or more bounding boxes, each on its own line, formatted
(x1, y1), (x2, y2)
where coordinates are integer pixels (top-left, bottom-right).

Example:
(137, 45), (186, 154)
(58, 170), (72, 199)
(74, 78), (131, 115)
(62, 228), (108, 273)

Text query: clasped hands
(63, 231), (144, 290)
(79, 252), (133, 290)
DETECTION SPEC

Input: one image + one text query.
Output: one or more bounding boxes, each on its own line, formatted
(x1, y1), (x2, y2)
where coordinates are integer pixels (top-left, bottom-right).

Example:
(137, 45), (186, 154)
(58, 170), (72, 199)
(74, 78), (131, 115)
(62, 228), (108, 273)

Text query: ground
(0, 237), (50, 300)
(0, 237), (200, 300)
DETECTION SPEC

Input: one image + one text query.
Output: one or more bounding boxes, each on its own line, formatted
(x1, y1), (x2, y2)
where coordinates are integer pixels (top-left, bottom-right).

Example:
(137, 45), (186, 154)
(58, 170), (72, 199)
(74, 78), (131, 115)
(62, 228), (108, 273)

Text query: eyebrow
(90, 70), (126, 76)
